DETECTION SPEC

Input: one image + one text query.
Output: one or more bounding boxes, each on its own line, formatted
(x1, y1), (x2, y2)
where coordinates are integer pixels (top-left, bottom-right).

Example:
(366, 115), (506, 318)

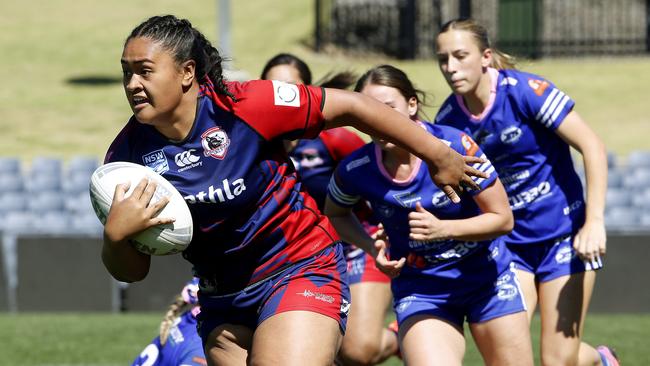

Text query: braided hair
(126, 15), (236, 100)
(158, 294), (191, 346)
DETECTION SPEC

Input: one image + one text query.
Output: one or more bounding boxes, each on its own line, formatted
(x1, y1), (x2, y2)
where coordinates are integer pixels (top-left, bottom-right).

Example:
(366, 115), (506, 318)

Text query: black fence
(314, 0), (650, 59)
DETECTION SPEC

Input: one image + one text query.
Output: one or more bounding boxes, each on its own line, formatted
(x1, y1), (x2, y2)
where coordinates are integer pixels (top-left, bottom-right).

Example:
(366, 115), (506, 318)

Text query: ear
(181, 60), (196, 87)
(481, 48), (493, 69)
(407, 96), (418, 118)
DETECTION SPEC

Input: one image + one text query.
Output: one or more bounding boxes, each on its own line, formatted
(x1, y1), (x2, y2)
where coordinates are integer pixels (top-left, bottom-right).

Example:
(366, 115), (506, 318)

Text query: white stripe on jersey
(470, 154), (494, 185)
(328, 175), (360, 206)
(535, 88), (559, 120)
(541, 90), (567, 127)
(549, 95), (570, 125)
(473, 165), (495, 185)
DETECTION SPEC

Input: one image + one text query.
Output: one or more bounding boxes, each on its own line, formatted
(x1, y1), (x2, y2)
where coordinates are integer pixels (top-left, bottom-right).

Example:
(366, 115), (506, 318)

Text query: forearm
(581, 140), (607, 222)
(329, 214), (377, 256)
(101, 234), (151, 283)
(443, 213), (513, 241)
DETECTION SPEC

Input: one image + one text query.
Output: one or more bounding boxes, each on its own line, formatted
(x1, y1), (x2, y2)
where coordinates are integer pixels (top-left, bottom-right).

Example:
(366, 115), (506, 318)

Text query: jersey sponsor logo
(509, 181), (552, 209)
(500, 125), (523, 144)
(296, 289), (335, 303)
(340, 298), (351, 314)
(488, 245), (500, 260)
(272, 80), (300, 107)
(528, 78), (550, 96)
(460, 133), (479, 156)
(500, 169), (530, 186)
(345, 155), (370, 171)
(431, 191), (452, 208)
(500, 76), (518, 86)
(395, 295), (417, 313)
(393, 192), (421, 208)
(183, 178), (246, 204)
(563, 200), (583, 215)
(174, 149), (202, 171)
(142, 149), (169, 174)
(201, 127), (230, 160)
(497, 283), (518, 301)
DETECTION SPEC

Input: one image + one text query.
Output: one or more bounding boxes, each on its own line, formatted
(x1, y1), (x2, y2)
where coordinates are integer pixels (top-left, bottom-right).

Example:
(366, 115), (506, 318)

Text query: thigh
(251, 310), (342, 366)
(400, 314), (465, 366)
(341, 281), (392, 348)
(538, 271), (596, 363)
(515, 269), (538, 321)
(204, 323), (253, 366)
(470, 311), (534, 366)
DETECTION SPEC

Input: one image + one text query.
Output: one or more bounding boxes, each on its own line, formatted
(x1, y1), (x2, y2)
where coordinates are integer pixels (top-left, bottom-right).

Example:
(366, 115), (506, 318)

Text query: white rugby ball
(89, 161), (193, 255)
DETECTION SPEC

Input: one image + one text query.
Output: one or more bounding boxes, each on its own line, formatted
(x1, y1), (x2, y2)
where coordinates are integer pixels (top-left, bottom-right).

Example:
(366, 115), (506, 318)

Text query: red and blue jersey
(328, 122), (505, 291)
(105, 79), (339, 292)
(289, 128), (365, 210)
(435, 68), (586, 245)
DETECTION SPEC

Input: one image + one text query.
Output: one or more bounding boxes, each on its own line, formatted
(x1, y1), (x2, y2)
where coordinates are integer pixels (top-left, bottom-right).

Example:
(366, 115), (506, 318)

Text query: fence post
(459, 0), (472, 19)
(315, 0), (322, 52)
(399, 0), (417, 59)
(647, 0), (650, 52)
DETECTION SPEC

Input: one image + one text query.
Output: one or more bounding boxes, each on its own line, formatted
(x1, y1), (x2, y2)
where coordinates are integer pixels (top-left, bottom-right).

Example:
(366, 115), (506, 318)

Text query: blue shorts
(196, 244), (351, 345)
(507, 235), (603, 283)
(393, 262), (526, 328)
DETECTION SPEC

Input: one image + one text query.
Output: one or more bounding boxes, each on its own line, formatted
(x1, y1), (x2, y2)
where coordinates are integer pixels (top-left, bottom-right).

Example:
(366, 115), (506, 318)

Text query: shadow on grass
(66, 75), (121, 86)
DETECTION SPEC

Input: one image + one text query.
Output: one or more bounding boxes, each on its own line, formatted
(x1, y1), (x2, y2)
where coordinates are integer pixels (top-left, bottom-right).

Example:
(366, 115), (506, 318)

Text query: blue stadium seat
(0, 174), (24, 192)
(62, 171), (92, 194)
(626, 150), (650, 169)
(67, 155), (99, 174)
(640, 213), (650, 228)
(605, 207), (640, 229)
(29, 156), (63, 175)
(607, 151), (617, 169)
(25, 173), (62, 192)
(622, 167), (650, 189)
(28, 192), (64, 213)
(70, 213), (103, 236)
(607, 169), (624, 189)
(0, 192), (28, 213)
(38, 212), (72, 235)
(64, 192), (95, 215)
(605, 189), (631, 209)
(2, 212), (34, 234)
(0, 157), (21, 174)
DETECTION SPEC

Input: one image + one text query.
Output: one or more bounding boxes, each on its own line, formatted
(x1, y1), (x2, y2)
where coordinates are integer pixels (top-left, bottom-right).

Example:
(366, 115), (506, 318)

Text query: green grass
(1, 0), (649, 164)
(0, 313), (647, 365)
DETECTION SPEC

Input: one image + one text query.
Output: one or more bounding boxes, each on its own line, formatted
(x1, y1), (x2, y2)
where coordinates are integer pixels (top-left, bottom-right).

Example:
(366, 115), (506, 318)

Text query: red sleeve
(318, 128), (365, 162)
(209, 80), (325, 141)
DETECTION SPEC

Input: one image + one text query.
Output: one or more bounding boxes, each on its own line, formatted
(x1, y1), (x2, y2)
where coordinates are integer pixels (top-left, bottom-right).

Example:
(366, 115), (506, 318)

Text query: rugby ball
(89, 161), (193, 255)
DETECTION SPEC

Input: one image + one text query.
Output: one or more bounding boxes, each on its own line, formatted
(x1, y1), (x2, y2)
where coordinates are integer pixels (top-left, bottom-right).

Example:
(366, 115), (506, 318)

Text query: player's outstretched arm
(321, 88), (486, 203)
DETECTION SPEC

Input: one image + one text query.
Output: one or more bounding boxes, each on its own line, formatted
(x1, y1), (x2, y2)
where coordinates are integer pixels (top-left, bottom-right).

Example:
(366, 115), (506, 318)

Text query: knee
(338, 337), (382, 366)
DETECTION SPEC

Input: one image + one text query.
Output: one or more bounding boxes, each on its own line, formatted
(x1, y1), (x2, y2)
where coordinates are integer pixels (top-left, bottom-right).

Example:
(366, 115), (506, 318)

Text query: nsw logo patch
(272, 80), (300, 107)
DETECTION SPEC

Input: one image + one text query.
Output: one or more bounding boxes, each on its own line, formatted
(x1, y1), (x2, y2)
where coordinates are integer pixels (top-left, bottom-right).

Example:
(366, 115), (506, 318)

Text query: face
(263, 64), (304, 84)
(435, 29), (491, 95)
(121, 37), (190, 126)
(360, 83), (418, 151)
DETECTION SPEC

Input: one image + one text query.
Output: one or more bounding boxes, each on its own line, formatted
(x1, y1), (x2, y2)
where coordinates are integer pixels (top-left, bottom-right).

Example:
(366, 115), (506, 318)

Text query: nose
(124, 73), (142, 93)
(445, 57), (458, 73)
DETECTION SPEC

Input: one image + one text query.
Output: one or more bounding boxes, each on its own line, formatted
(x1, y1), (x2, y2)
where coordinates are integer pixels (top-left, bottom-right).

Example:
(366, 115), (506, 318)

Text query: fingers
(442, 185), (461, 204)
(462, 155), (485, 165)
(464, 164), (489, 179)
(131, 178), (150, 199)
(112, 181), (131, 203)
(461, 175), (481, 191)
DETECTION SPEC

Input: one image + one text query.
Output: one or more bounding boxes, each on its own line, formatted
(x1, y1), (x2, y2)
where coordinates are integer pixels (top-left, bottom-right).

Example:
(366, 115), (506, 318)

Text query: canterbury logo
(175, 149), (200, 167)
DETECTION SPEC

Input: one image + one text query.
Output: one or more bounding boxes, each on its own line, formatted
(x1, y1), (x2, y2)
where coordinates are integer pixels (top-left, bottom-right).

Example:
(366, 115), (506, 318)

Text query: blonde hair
(159, 294), (192, 346)
(440, 18), (517, 70)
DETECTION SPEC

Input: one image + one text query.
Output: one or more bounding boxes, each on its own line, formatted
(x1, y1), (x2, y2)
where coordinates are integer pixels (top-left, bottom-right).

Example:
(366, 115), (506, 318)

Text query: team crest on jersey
(500, 126), (523, 144)
(528, 78), (550, 96)
(460, 133), (479, 156)
(142, 149), (169, 174)
(393, 192), (421, 208)
(201, 127), (230, 160)
(272, 80), (300, 107)
(431, 191), (452, 208)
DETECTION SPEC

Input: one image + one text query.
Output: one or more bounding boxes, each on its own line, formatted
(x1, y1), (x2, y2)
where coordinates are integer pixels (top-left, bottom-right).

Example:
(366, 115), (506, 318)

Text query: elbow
(499, 211), (514, 236)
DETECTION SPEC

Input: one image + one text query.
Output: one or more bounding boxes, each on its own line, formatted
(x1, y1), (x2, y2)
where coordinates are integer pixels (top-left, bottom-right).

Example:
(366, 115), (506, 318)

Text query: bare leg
(400, 315), (465, 366)
(338, 281), (396, 365)
(514, 269), (538, 322)
(204, 323), (252, 366)
(538, 271), (600, 366)
(250, 310), (342, 366)
(470, 311), (534, 366)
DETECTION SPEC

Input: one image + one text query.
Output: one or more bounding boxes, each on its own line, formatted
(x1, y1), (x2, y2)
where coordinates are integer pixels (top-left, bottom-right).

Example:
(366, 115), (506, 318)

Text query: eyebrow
(120, 58), (154, 65)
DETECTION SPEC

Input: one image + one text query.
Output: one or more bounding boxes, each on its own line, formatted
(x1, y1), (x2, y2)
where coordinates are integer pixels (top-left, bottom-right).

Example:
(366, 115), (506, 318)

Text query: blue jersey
(435, 68), (585, 245)
(106, 79), (339, 293)
(131, 311), (205, 366)
(328, 122), (507, 295)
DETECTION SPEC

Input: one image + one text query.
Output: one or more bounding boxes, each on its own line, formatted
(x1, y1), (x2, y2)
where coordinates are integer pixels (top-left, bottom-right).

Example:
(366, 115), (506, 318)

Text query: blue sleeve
(518, 74), (575, 130)
(326, 158), (363, 208)
(176, 339), (207, 366)
(450, 130), (497, 195)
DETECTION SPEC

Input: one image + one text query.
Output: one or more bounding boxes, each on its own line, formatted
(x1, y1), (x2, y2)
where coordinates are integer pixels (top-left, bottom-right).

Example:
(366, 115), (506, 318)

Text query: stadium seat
(626, 150), (650, 168)
(3, 212), (34, 234)
(605, 207), (640, 229)
(70, 213), (103, 236)
(24, 173), (62, 192)
(37, 212), (72, 235)
(622, 167), (650, 189)
(640, 213), (650, 228)
(0, 192), (28, 213)
(0, 157), (21, 174)
(29, 156), (63, 175)
(607, 151), (618, 169)
(64, 191), (94, 215)
(607, 169), (624, 189)
(605, 189), (632, 208)
(27, 191), (64, 213)
(66, 155), (99, 174)
(62, 171), (92, 194)
(0, 174), (24, 192)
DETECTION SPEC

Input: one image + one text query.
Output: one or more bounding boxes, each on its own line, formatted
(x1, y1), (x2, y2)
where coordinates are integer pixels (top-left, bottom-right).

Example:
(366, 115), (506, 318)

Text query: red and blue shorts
(196, 243), (350, 344)
(345, 248), (391, 285)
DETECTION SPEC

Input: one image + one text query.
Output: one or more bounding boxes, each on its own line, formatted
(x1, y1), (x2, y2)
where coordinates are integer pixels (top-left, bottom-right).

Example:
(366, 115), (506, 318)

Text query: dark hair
(439, 18), (516, 70)
(126, 15), (235, 100)
(260, 53), (357, 90)
(260, 53), (312, 85)
(354, 64), (428, 118)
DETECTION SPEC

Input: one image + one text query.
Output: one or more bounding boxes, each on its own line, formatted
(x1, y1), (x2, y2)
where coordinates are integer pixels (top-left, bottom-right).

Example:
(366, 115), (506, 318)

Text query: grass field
(0, 313), (648, 365)
(2, 0), (649, 163)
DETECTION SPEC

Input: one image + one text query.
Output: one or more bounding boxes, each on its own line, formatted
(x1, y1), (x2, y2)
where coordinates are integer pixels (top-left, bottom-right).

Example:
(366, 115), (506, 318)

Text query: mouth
(131, 95), (150, 110)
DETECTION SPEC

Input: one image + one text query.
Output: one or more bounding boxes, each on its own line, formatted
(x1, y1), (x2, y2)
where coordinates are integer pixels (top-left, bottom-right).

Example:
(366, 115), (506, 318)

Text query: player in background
(261, 53), (398, 365)
(434, 19), (618, 366)
(326, 64), (533, 366)
(102, 15), (487, 366)
(132, 278), (206, 366)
